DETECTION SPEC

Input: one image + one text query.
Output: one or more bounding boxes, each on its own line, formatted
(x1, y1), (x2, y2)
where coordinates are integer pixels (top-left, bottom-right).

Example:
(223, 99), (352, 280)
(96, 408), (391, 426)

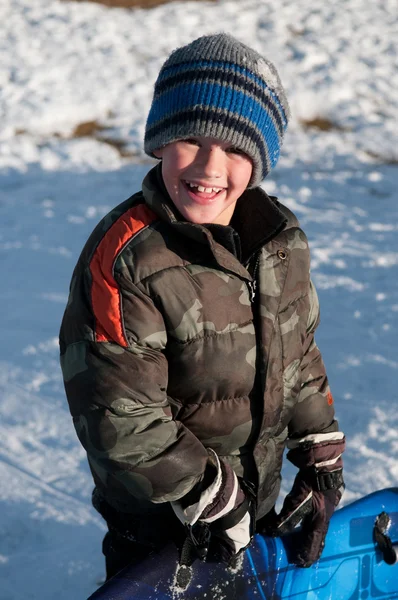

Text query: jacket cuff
(171, 449), (223, 526)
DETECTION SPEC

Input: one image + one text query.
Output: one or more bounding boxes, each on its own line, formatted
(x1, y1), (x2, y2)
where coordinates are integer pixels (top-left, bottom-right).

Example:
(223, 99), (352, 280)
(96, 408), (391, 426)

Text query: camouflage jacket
(60, 164), (336, 525)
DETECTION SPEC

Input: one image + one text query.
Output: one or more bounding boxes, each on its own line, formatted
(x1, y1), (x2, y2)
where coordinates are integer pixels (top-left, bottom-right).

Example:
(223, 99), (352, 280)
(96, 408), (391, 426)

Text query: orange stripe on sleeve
(89, 203), (157, 346)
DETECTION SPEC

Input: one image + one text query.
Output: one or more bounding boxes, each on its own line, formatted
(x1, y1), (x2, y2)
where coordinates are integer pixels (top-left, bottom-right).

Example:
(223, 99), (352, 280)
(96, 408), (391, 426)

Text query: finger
(294, 509), (329, 567)
(275, 490), (313, 535)
(295, 526), (327, 567)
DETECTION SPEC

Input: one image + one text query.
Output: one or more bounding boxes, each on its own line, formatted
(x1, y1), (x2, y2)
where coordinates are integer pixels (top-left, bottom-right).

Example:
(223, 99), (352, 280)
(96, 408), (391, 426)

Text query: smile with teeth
(184, 181), (225, 194)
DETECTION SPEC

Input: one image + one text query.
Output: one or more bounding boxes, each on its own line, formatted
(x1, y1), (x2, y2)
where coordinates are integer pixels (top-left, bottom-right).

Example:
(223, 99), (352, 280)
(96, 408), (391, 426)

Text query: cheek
(242, 158), (254, 183)
(168, 146), (196, 172)
(231, 161), (253, 189)
(162, 156), (184, 186)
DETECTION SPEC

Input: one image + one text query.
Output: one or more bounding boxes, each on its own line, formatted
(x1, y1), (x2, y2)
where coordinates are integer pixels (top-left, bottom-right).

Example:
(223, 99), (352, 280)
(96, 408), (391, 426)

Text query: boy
(59, 33), (345, 580)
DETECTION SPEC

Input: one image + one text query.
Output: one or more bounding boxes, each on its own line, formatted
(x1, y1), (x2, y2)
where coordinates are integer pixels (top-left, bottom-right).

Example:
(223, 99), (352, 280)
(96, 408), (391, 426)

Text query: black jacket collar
(142, 164), (290, 277)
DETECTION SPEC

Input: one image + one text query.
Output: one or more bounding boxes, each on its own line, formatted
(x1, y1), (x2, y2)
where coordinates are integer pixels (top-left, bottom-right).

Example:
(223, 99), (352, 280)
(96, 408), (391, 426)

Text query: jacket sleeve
(288, 280), (338, 438)
(60, 270), (209, 504)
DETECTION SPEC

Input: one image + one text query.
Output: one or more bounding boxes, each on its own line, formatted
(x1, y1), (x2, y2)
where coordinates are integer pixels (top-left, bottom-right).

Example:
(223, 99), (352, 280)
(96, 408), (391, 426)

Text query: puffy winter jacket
(60, 164), (336, 531)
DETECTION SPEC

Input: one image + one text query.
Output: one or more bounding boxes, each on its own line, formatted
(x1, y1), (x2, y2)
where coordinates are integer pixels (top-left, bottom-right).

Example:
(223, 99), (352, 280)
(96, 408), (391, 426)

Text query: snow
(1, 0), (397, 597)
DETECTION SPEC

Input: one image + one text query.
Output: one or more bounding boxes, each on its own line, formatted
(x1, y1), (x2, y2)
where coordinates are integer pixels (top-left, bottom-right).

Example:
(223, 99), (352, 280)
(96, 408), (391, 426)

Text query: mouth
(182, 180), (227, 203)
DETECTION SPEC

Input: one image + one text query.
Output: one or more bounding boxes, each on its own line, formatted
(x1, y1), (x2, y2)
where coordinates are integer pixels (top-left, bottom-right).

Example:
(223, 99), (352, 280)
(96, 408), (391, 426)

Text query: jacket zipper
(243, 216), (287, 303)
(247, 253), (260, 303)
(246, 251), (264, 492)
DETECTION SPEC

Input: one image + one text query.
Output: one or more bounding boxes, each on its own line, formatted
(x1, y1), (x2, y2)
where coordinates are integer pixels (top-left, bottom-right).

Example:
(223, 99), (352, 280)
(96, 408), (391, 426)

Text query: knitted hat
(144, 33), (290, 188)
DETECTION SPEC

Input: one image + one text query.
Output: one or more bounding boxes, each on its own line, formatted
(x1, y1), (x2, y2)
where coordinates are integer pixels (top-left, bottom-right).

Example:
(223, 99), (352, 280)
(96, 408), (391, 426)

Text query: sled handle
(374, 512), (398, 565)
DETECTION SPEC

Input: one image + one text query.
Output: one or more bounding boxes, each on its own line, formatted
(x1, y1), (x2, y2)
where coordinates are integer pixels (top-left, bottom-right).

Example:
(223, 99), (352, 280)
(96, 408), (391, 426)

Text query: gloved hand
(171, 449), (253, 564)
(268, 432), (345, 568)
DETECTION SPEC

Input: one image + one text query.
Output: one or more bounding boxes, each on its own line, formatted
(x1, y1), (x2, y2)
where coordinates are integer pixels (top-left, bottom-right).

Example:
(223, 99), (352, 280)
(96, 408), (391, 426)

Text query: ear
(152, 147), (163, 159)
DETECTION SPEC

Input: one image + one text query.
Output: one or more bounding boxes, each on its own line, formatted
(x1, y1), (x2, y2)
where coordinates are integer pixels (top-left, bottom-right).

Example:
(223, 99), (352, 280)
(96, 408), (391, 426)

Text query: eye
(182, 138), (201, 147)
(226, 146), (246, 156)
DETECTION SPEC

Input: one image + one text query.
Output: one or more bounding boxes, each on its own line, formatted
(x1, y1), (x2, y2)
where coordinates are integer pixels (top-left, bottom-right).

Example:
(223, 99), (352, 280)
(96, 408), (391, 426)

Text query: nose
(198, 146), (224, 179)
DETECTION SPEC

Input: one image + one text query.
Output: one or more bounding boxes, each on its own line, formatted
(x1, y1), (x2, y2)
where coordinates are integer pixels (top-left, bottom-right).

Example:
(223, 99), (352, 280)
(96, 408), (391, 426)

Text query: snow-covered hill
(1, 0), (397, 597)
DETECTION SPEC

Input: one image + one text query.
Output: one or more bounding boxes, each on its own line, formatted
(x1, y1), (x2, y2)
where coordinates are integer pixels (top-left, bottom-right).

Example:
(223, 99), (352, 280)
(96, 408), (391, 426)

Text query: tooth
(186, 182), (224, 193)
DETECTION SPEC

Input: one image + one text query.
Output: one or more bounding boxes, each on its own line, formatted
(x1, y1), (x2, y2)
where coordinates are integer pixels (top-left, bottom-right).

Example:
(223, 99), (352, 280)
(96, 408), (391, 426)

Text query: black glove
(171, 449), (254, 564)
(266, 432), (345, 567)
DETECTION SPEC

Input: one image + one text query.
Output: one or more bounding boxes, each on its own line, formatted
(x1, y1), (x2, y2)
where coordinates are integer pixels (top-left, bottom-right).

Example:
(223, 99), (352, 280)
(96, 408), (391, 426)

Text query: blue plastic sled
(88, 488), (398, 600)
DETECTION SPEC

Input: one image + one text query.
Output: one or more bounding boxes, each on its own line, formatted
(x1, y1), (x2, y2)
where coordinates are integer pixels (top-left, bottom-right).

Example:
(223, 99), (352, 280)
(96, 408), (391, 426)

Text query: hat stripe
(146, 81), (282, 155)
(145, 106), (277, 173)
(154, 68), (286, 135)
(157, 60), (289, 126)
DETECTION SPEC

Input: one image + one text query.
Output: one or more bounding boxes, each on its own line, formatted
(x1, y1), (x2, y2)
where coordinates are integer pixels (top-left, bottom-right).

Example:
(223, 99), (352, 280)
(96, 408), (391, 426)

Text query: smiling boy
(60, 33), (345, 580)
(153, 136), (253, 225)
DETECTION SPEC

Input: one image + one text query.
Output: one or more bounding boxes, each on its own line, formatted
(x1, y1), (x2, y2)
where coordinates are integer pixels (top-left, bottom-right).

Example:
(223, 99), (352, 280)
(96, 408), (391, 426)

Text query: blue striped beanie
(144, 33), (290, 188)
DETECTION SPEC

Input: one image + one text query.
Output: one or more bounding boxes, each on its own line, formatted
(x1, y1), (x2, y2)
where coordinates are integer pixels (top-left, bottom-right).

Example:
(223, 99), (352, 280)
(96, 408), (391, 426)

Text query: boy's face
(153, 136), (253, 225)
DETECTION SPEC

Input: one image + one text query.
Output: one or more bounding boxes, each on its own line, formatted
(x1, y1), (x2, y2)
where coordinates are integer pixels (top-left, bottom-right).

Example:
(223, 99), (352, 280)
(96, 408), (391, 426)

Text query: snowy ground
(1, 0), (397, 598)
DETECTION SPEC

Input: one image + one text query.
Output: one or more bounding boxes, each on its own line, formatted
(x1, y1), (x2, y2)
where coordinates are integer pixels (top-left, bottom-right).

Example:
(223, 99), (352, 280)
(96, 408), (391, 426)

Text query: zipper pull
(248, 280), (257, 302)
